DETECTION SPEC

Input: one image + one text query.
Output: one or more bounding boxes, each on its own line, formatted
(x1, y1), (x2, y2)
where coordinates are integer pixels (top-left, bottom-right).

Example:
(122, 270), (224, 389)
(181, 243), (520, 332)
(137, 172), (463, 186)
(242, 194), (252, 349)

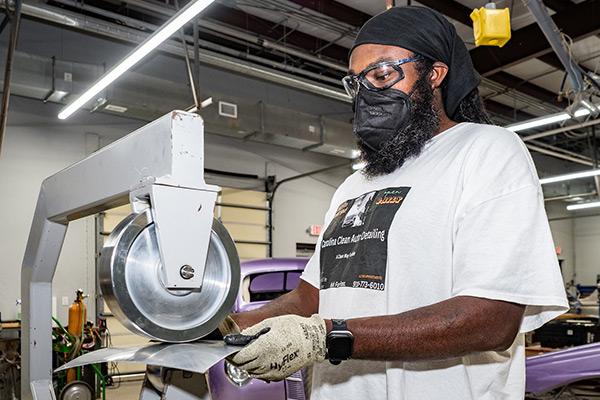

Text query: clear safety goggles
(342, 56), (421, 98)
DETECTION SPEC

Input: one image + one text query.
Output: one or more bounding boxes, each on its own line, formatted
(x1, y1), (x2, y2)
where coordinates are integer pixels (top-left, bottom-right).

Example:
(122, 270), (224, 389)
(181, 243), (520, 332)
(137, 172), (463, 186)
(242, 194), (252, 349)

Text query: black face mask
(352, 87), (412, 152)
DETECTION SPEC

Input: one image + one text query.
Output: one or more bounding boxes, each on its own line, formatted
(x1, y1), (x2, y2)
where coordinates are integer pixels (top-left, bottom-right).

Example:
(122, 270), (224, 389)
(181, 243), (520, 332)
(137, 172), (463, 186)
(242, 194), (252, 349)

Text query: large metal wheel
(98, 209), (240, 342)
(59, 381), (93, 400)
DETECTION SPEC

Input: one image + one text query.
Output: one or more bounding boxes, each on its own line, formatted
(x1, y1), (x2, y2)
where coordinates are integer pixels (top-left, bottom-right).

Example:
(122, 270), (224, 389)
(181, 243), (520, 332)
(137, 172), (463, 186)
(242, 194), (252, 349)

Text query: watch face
(327, 332), (354, 360)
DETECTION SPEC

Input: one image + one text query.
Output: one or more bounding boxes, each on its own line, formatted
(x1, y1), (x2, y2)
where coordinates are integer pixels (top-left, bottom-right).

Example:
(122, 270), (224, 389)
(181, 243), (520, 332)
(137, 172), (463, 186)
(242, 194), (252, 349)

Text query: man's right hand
(221, 280), (319, 339)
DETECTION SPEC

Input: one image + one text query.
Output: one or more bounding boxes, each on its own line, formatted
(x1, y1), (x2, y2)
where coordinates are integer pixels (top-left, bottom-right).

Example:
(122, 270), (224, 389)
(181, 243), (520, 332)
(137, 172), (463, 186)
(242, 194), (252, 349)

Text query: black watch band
(326, 319), (354, 365)
(331, 319), (348, 331)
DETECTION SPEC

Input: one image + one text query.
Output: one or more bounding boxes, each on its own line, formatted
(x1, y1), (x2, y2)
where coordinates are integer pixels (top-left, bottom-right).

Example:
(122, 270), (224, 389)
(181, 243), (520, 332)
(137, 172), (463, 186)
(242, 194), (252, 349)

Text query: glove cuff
(309, 314), (328, 362)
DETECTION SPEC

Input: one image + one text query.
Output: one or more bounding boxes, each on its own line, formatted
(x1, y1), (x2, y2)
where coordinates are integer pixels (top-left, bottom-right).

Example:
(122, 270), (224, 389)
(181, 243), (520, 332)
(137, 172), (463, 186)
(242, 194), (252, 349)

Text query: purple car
(526, 342), (600, 397)
(207, 258), (310, 400)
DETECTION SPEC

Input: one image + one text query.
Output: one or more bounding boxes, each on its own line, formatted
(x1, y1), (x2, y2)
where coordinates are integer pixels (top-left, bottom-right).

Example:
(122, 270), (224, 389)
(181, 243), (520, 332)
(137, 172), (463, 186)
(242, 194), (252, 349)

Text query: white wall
(545, 201), (575, 284)
(0, 125), (99, 322)
(0, 100), (345, 321)
(573, 215), (600, 285)
(546, 200), (600, 287)
(201, 135), (341, 257)
(549, 218), (575, 283)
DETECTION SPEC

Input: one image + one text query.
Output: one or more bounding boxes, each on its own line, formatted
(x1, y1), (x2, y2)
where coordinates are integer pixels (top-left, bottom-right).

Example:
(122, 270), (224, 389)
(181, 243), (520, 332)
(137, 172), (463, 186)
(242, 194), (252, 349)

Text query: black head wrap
(350, 6), (480, 118)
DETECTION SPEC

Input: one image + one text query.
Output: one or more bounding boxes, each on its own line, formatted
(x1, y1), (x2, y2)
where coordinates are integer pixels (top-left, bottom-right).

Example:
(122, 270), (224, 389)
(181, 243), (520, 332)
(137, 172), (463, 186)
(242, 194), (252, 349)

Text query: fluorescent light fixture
(200, 97), (213, 109)
(567, 201), (600, 211)
(58, 0), (215, 120)
(104, 104), (128, 113)
(505, 107), (594, 133)
(506, 113), (571, 132)
(329, 148), (346, 155)
(580, 100), (598, 113)
(574, 107), (592, 118)
(352, 161), (366, 170)
(539, 169), (600, 185)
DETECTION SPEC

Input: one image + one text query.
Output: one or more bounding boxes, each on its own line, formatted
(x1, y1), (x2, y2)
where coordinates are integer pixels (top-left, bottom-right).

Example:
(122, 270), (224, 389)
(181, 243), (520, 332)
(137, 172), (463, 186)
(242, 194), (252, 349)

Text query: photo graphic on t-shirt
(320, 187), (410, 291)
(341, 191), (376, 228)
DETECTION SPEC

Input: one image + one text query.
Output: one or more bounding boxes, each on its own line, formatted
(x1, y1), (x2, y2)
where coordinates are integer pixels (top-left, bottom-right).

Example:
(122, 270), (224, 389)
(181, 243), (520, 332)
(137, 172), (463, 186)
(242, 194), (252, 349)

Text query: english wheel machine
(21, 111), (240, 400)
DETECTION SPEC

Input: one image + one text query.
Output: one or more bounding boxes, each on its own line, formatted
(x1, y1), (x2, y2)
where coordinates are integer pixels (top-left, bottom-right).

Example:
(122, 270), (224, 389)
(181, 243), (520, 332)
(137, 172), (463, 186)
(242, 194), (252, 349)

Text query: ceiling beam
(397, 0), (564, 105)
(537, 52), (567, 69)
(209, 0), (592, 109)
(204, 2), (350, 62)
(484, 99), (534, 121)
(287, 0), (567, 107)
(290, 0), (371, 27)
(416, 0), (471, 25)
(486, 71), (562, 105)
(542, 0), (570, 13)
(418, 0), (595, 105)
(538, 52), (593, 74)
(419, 0), (595, 78)
(470, 0), (600, 76)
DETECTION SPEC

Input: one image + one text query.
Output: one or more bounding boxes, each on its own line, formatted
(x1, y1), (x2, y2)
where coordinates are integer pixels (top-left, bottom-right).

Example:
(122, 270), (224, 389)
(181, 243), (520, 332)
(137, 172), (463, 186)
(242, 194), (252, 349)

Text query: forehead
(349, 44), (413, 73)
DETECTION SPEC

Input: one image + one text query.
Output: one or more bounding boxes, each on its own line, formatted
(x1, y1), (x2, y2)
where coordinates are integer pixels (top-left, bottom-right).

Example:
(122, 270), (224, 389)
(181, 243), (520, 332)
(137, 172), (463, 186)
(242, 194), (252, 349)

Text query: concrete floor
(105, 380), (144, 400)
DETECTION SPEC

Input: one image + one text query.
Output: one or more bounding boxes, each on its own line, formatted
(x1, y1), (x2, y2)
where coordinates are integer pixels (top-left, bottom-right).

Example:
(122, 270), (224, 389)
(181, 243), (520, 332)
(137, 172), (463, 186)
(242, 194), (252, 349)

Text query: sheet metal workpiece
(56, 341), (238, 375)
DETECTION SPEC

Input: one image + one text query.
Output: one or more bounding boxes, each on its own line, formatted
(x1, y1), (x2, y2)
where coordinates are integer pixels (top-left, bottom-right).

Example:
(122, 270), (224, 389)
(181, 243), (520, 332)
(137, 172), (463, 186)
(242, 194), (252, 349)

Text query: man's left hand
(228, 314), (327, 381)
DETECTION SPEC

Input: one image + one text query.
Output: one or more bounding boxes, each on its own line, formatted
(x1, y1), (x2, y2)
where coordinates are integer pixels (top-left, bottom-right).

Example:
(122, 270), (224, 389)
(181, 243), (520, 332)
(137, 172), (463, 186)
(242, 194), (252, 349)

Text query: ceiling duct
(5, 0), (565, 118)
(1, 48), (357, 158)
(0, 0), (351, 104)
(116, 0), (347, 72)
(1, 1), (594, 168)
(2, 46), (592, 168)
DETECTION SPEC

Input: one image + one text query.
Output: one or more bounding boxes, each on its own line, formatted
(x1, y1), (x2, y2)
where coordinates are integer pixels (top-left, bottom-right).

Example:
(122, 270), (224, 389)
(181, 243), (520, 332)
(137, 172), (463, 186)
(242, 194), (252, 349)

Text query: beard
(358, 74), (440, 178)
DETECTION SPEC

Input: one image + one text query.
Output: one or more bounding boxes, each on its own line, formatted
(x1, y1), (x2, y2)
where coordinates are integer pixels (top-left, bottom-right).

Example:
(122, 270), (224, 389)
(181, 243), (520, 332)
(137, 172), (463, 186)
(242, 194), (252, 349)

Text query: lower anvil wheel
(98, 209), (240, 342)
(59, 381), (94, 400)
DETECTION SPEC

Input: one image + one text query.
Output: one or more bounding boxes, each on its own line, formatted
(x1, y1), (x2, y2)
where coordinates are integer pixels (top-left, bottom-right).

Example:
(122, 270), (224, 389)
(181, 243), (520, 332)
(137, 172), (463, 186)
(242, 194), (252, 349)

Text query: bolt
(180, 265), (195, 280)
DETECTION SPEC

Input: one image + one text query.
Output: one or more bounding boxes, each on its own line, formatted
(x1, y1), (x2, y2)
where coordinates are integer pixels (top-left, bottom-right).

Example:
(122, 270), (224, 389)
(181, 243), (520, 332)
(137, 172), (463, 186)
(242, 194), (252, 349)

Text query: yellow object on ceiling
(470, 5), (511, 48)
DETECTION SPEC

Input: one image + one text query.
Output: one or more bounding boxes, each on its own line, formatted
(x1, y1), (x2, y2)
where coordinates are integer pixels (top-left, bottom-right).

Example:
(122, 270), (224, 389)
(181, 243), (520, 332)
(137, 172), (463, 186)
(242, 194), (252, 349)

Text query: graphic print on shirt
(320, 187), (410, 291)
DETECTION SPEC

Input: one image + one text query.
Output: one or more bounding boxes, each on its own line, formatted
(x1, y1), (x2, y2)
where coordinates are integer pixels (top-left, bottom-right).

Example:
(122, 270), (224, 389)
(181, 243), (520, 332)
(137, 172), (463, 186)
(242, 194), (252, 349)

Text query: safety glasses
(342, 56), (421, 98)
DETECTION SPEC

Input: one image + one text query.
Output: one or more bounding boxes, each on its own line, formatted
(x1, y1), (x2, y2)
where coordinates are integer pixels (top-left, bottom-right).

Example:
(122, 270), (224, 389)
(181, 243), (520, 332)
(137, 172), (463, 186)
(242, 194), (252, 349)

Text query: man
(223, 6), (568, 399)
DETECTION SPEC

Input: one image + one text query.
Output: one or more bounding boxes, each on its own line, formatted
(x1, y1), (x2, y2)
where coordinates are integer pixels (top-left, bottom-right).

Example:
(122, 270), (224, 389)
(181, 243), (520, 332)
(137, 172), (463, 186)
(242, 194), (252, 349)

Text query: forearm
(231, 281), (318, 330)
(330, 296), (524, 362)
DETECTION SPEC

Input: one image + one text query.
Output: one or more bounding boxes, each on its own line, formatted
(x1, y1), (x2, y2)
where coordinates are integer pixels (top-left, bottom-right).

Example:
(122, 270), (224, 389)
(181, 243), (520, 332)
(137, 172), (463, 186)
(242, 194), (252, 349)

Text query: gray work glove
(229, 314), (326, 381)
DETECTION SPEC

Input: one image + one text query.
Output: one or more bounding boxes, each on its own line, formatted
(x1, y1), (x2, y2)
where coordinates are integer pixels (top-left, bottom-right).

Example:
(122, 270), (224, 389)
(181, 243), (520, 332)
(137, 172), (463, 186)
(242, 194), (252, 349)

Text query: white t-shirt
(301, 122), (568, 400)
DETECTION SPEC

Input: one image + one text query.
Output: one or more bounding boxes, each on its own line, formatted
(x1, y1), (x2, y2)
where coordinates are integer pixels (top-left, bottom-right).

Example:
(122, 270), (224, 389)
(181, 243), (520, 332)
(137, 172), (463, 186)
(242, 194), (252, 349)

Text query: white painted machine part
(150, 184), (217, 289)
(21, 111), (219, 400)
(127, 182), (218, 289)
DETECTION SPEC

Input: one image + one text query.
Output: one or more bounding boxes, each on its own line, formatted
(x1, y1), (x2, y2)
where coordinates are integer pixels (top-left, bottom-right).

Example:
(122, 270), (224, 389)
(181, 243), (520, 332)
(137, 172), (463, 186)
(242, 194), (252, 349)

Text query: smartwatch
(326, 319), (354, 365)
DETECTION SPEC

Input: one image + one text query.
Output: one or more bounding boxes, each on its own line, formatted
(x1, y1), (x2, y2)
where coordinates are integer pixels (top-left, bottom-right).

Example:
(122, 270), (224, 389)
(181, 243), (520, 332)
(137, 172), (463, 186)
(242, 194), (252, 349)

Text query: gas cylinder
(66, 289), (86, 383)
(68, 289), (86, 337)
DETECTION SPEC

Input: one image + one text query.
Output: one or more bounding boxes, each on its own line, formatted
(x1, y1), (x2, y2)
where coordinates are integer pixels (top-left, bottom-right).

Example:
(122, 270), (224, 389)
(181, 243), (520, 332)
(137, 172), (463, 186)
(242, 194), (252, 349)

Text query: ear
(430, 62), (449, 90)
